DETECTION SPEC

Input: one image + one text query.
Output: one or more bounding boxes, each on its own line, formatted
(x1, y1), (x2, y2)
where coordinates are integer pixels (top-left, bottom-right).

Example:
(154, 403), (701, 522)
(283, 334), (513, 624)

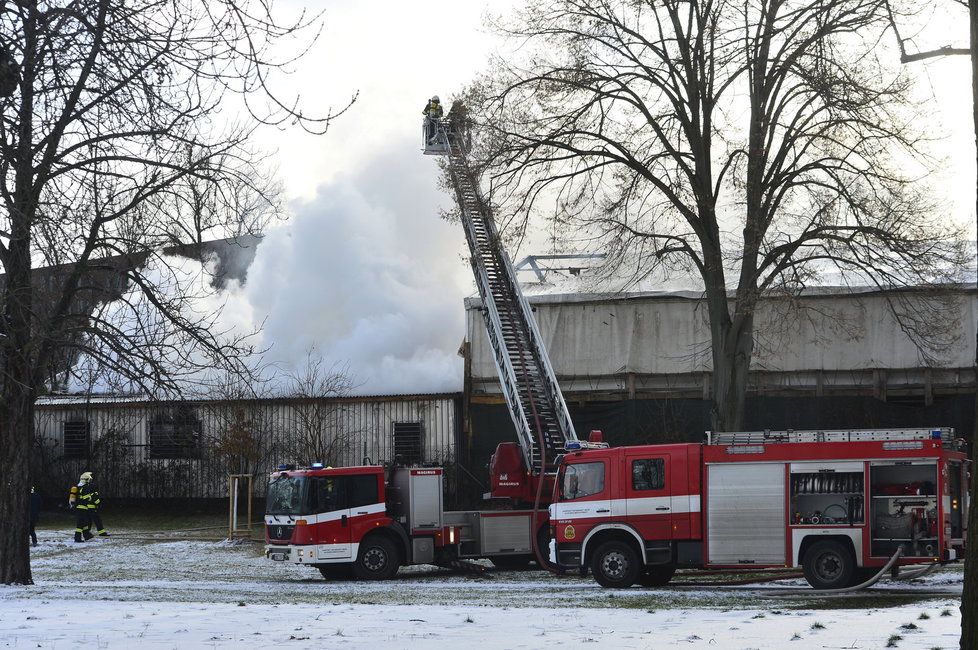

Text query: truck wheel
(802, 540), (854, 590)
(354, 536), (401, 581)
(591, 540), (640, 588)
(535, 525), (555, 569)
(636, 564), (676, 587)
(318, 563), (353, 581)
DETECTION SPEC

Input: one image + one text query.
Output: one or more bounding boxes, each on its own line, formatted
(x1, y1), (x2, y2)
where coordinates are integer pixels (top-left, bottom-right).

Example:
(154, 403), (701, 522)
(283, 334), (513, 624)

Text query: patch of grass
(751, 613), (765, 619)
(790, 633), (801, 641)
(899, 623), (918, 631)
(464, 615), (474, 623)
(918, 612), (930, 620)
(940, 609), (953, 617)
(886, 634), (903, 647)
(810, 622), (825, 630)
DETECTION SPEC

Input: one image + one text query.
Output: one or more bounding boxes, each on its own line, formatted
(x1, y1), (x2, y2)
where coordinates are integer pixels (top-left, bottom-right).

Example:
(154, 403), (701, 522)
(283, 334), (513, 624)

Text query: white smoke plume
(223, 136), (470, 395)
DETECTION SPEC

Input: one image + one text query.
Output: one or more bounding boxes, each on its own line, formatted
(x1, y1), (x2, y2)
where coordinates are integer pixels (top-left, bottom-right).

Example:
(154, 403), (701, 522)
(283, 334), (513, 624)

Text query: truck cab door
(624, 454), (674, 543)
(310, 476), (353, 560)
(550, 459), (612, 546)
(346, 474), (383, 553)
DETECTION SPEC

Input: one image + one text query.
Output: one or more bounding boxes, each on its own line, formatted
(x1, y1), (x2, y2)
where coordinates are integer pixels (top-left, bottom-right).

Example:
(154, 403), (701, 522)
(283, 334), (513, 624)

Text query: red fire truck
(548, 428), (969, 589)
(264, 464), (548, 579)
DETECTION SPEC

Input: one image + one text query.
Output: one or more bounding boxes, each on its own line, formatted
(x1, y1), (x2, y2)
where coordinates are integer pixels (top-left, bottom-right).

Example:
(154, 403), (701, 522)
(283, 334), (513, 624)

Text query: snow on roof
(465, 283), (978, 309)
(36, 390), (462, 408)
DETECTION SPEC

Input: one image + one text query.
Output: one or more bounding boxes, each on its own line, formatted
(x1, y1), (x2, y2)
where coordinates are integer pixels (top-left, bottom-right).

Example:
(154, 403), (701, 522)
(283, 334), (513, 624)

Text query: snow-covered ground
(0, 528), (964, 649)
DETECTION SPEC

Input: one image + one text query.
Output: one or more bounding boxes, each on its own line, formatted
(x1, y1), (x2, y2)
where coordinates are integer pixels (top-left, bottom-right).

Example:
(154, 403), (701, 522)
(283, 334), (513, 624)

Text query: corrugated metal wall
(33, 394), (460, 500)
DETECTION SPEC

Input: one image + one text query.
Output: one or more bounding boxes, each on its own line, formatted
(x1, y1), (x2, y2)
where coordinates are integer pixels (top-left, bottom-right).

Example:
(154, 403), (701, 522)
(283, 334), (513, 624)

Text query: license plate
(269, 552), (289, 561)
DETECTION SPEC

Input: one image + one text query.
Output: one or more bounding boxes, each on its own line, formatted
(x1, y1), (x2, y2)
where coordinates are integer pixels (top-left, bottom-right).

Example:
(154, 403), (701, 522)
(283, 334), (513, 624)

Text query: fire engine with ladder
(264, 103), (970, 589)
(263, 105), (579, 579)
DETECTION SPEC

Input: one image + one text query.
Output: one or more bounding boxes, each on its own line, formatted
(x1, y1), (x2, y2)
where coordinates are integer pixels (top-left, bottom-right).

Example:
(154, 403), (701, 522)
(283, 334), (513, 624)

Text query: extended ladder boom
(426, 118), (577, 473)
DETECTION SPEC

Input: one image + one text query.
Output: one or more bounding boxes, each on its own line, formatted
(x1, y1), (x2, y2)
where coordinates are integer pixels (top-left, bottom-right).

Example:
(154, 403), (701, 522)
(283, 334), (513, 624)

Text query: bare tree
(205, 376), (285, 485)
(0, 1), (352, 584)
(464, 0), (965, 434)
(283, 349), (358, 467)
(883, 4), (976, 645)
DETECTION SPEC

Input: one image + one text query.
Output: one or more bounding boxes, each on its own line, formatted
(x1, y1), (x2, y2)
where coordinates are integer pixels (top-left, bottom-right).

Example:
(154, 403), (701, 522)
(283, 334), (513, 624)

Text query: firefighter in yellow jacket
(70, 472), (109, 542)
(422, 95), (443, 145)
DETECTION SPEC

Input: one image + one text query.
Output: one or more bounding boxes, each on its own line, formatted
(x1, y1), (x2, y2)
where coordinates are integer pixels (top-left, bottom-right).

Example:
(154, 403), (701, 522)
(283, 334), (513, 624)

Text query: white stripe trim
(265, 501), (386, 526)
(551, 494), (701, 520)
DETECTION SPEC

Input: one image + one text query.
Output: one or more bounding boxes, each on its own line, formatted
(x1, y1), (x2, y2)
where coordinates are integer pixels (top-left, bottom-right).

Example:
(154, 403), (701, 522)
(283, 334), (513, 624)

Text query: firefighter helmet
(432, 95), (440, 102)
(80, 471), (93, 482)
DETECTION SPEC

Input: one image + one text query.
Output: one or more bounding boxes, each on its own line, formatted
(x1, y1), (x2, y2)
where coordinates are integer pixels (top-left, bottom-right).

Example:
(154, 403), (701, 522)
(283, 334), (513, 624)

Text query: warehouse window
(392, 421), (423, 465)
(632, 459), (665, 491)
(148, 408), (201, 459)
(62, 421), (91, 459)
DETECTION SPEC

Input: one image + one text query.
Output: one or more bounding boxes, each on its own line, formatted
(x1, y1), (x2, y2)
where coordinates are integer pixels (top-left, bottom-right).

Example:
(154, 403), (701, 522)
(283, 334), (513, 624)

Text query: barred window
(148, 408), (201, 459)
(392, 421), (423, 465)
(63, 421), (91, 459)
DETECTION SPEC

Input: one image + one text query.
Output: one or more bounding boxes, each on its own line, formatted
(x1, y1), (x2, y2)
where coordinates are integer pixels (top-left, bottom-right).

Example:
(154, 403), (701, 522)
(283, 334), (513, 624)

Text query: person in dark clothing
(447, 99), (471, 152)
(85, 479), (109, 538)
(29, 486), (40, 546)
(71, 471), (108, 541)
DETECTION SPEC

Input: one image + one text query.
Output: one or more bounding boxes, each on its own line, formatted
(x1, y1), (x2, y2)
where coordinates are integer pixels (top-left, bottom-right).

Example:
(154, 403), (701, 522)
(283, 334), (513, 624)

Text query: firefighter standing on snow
(70, 471), (109, 542)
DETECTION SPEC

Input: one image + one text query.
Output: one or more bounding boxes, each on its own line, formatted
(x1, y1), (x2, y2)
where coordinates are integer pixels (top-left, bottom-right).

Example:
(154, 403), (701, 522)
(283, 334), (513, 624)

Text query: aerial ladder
(422, 109), (579, 485)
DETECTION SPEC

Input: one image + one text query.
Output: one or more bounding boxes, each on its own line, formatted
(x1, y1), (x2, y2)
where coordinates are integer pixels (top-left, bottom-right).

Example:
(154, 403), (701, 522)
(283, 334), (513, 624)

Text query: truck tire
(802, 540), (854, 590)
(353, 536), (401, 581)
(535, 525), (555, 569)
(636, 564), (676, 587)
(591, 540), (640, 588)
(318, 563), (354, 581)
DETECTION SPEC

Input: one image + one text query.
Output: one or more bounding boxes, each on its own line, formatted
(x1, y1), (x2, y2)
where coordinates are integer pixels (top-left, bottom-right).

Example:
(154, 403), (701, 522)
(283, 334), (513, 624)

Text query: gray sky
(215, 1), (977, 395)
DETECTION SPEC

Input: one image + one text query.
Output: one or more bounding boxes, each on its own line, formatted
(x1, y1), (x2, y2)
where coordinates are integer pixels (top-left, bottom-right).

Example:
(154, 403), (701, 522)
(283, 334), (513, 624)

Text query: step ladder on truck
(262, 105), (595, 580)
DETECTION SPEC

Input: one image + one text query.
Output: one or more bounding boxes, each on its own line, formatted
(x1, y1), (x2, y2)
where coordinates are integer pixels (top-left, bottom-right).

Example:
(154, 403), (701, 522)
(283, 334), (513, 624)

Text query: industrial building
(33, 283), (976, 504)
(33, 393), (461, 502)
(462, 284), (977, 470)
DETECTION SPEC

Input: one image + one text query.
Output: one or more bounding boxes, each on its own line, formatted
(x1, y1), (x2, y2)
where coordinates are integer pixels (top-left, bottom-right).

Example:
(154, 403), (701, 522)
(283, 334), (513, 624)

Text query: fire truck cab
(549, 428), (969, 590)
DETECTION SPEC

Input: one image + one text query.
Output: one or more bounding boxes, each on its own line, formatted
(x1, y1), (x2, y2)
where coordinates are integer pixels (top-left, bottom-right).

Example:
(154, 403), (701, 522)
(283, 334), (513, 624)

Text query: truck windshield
(562, 462), (605, 500)
(266, 476), (307, 515)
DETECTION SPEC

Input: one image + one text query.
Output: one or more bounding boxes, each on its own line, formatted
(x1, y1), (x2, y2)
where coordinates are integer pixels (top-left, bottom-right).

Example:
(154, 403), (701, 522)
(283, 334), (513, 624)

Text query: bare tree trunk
(0, 219), (36, 583)
(962, 4), (978, 648)
(709, 306), (754, 432)
(0, 186), (36, 584)
(0, 395), (34, 584)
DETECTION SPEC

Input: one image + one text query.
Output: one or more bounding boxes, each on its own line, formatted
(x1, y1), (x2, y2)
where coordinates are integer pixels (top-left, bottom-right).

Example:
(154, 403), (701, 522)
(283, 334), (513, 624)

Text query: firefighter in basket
(70, 471), (109, 542)
(422, 95), (443, 145)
